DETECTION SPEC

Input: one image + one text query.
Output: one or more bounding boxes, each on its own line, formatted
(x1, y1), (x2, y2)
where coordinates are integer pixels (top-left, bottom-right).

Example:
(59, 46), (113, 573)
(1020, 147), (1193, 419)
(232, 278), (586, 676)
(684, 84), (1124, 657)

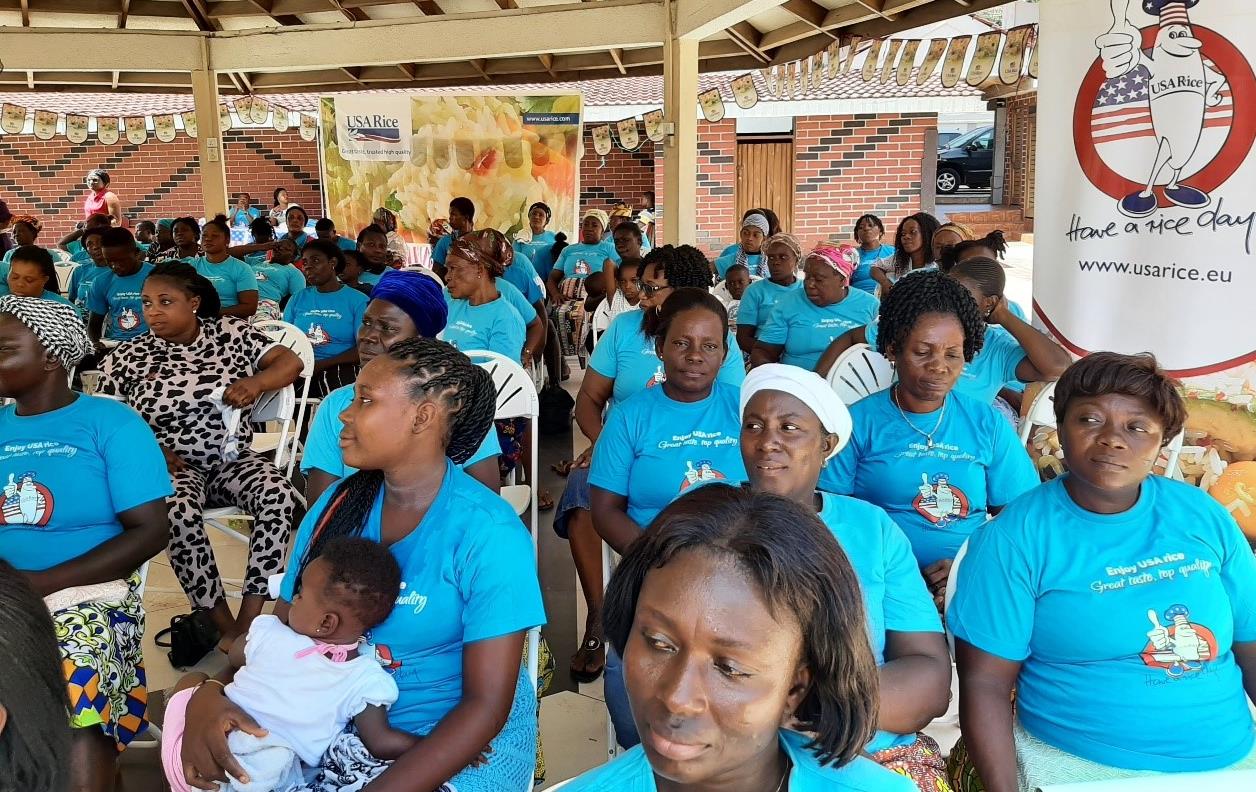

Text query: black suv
(936, 125), (994, 194)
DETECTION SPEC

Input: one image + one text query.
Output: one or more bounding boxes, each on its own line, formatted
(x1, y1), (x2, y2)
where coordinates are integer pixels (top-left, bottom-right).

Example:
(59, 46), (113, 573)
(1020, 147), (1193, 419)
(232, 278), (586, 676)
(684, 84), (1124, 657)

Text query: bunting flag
(1027, 27), (1039, 79)
(697, 87), (725, 122)
(940, 35), (971, 89)
(219, 104), (233, 132)
(800, 57), (812, 95)
(299, 113), (317, 142)
(182, 111), (198, 139)
(234, 95), (253, 122)
(65, 114), (89, 144)
(591, 124), (612, 156)
(861, 38), (882, 82)
(97, 116), (119, 145)
(896, 40), (921, 86)
(616, 116), (640, 150)
(731, 73), (759, 109)
(643, 109), (666, 142)
(879, 39), (902, 84)
(760, 67), (775, 98)
(124, 116), (147, 145)
(32, 110), (57, 141)
(272, 108), (290, 132)
(999, 25), (1032, 85)
(154, 114), (177, 142)
(825, 41), (839, 79)
(810, 53), (823, 90)
(967, 31), (1001, 86)
(249, 96), (268, 124)
(916, 38), (949, 86)
(1, 103), (26, 134)
(842, 35), (862, 75)
(774, 63), (787, 98)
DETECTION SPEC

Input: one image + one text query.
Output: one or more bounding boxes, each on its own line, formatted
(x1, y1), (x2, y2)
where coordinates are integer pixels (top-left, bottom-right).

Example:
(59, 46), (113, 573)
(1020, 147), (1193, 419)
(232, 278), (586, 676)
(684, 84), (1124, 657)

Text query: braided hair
(250, 217), (275, 244)
(950, 256), (1006, 300)
(147, 261), (221, 318)
(874, 269), (985, 363)
(641, 244), (713, 338)
(892, 212), (941, 277)
(295, 337), (496, 580)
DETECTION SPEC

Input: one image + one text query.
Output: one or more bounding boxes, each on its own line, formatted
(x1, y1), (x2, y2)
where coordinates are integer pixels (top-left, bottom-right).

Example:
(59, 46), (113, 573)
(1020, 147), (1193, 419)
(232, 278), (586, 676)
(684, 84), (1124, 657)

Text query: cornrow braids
(950, 256), (1006, 299)
(297, 337), (497, 579)
(952, 230), (1008, 266)
(643, 244), (713, 291)
(875, 269), (986, 363)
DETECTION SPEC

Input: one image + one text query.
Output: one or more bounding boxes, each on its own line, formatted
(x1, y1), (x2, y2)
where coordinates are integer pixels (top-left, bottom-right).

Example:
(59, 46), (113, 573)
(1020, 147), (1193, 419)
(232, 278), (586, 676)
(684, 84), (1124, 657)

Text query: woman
(751, 244), (879, 371)
(741, 365), (953, 790)
(228, 193), (258, 228)
(302, 269), (501, 502)
(564, 485), (915, 792)
(339, 250), (376, 296)
(0, 295), (171, 792)
(548, 209), (616, 366)
(714, 212), (769, 279)
(734, 233), (801, 355)
(65, 227), (111, 312)
(717, 207), (781, 259)
(83, 169), (124, 226)
(0, 560), (72, 792)
(193, 215), (259, 320)
(852, 213), (895, 294)
(165, 216), (204, 263)
(354, 225), (392, 286)
(558, 245), (744, 683)
(514, 201), (558, 282)
(0, 214), (43, 267)
(611, 221), (646, 287)
(931, 221), (976, 269)
(6, 246), (70, 305)
(178, 337), (546, 792)
(145, 218), (177, 263)
(268, 187), (293, 227)
(97, 262), (303, 647)
(284, 240), (368, 394)
(280, 205), (311, 249)
(818, 271), (1039, 600)
(871, 212), (941, 294)
(372, 206), (408, 265)
(949, 352), (1256, 792)
(248, 233), (304, 322)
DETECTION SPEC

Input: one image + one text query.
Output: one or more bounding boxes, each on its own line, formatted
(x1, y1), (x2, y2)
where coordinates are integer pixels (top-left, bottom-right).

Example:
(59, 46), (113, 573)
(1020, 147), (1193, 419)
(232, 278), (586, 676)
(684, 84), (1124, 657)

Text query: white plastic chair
(464, 349), (541, 693)
(1018, 381), (1186, 479)
(54, 261), (78, 295)
(401, 265), (444, 287)
(590, 299), (612, 347)
(253, 319), (317, 477)
(943, 539), (969, 656)
(602, 541), (621, 760)
(824, 343), (894, 405)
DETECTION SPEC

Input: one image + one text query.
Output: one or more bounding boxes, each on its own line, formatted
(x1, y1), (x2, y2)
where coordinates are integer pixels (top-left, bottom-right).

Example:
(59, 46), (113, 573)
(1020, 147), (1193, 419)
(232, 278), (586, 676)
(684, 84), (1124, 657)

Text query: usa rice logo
(345, 114), (402, 144)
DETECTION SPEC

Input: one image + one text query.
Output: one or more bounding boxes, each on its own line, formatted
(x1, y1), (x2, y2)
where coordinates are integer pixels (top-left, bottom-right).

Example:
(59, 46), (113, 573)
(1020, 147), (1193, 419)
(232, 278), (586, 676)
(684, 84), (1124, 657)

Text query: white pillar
(662, 34), (699, 246)
(190, 68), (229, 219)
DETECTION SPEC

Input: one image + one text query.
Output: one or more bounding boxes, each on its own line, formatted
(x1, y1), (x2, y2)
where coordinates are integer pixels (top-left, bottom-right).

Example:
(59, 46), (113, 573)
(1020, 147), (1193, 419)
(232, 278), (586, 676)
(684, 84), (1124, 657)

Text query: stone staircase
(944, 205), (1030, 241)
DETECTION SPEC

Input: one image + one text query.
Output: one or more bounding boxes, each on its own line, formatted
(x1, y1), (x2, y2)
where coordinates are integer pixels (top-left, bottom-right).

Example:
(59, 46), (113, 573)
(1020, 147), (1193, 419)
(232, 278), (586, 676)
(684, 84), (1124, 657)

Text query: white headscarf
(740, 364), (853, 461)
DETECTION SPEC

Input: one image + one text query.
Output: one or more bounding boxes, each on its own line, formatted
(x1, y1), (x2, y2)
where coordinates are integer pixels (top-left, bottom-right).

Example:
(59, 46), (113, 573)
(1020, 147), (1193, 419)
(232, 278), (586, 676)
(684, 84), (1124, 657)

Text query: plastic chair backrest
(825, 343), (893, 405)
(465, 349), (540, 422)
(401, 266), (444, 287)
(590, 300), (612, 346)
(253, 319), (315, 379)
(943, 539), (969, 656)
(1018, 380), (1058, 445)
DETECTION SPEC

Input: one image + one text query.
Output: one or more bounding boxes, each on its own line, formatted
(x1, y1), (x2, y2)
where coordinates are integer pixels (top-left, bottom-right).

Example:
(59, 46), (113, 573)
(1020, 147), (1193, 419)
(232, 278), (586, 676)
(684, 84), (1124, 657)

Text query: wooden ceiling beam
(853, 0), (893, 20)
(608, 47), (627, 75)
(494, 0), (517, 8)
(414, 0), (442, 14)
(781, 0), (825, 28)
(538, 53), (558, 79)
(726, 20), (769, 64)
(19, 0), (28, 26)
(178, 0), (218, 30)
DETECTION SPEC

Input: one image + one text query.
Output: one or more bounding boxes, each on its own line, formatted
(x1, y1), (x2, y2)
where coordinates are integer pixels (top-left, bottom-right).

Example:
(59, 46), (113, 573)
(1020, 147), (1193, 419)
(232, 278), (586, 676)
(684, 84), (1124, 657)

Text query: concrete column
(990, 102), (1008, 206)
(190, 68), (229, 219)
(662, 34), (698, 246)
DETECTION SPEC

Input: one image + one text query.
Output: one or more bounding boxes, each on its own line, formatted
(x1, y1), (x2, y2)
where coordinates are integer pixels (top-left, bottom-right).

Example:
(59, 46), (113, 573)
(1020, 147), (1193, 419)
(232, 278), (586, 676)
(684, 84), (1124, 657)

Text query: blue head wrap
(370, 270), (448, 338)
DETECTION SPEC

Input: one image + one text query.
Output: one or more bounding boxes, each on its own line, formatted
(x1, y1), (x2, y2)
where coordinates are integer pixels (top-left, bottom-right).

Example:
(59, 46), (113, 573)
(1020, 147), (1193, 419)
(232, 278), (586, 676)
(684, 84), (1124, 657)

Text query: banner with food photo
(1, 103), (26, 134)
(97, 116), (119, 145)
(1035, 0), (1256, 534)
(32, 110), (57, 141)
(66, 114), (89, 144)
(319, 93), (582, 246)
(917, 38), (949, 85)
(181, 111), (198, 139)
(896, 40), (921, 86)
(154, 114), (177, 143)
(299, 113), (317, 142)
(642, 109), (666, 142)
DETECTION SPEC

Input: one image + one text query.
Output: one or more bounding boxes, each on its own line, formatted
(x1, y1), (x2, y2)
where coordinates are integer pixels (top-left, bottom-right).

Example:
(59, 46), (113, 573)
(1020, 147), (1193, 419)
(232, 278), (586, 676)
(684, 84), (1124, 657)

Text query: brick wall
(0, 128), (321, 241)
(579, 125), (654, 216)
(792, 112), (935, 251)
(650, 120), (738, 259)
(1002, 93), (1037, 219)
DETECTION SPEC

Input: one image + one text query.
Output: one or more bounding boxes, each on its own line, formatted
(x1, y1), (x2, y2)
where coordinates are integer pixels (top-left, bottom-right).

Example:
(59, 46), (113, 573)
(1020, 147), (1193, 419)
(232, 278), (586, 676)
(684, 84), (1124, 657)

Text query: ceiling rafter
(414, 0), (442, 14)
(19, 0), (28, 25)
(538, 53), (558, 79)
(608, 48), (627, 75)
(853, 0), (894, 20)
(118, 0), (130, 27)
(179, 0), (219, 31)
(726, 20), (769, 64)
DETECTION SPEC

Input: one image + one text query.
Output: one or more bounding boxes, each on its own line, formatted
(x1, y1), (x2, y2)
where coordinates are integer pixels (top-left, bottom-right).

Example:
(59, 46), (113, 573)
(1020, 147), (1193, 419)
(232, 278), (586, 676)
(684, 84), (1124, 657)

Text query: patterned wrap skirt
(870, 732), (953, 792)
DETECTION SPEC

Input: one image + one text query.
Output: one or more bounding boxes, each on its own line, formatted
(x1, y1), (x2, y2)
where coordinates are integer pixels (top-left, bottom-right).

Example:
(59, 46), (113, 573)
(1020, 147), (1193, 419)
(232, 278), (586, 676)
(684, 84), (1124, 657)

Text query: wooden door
(736, 138), (794, 235)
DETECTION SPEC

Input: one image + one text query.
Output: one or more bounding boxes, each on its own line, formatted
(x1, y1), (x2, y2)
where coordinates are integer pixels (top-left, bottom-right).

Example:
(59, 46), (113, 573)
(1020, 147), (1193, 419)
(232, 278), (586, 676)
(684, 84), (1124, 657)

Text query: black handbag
(538, 384), (575, 435)
(153, 609), (221, 669)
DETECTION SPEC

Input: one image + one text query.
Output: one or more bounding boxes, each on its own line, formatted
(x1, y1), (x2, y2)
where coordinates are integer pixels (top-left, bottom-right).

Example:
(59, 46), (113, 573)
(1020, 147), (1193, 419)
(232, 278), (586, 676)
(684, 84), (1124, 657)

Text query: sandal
(570, 635), (605, 683)
(538, 490), (555, 512)
(551, 460), (575, 477)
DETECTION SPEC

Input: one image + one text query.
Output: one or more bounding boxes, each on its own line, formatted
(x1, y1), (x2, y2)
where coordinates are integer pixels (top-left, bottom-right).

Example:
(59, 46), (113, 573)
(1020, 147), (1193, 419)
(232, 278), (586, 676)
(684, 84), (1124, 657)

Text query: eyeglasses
(635, 281), (670, 296)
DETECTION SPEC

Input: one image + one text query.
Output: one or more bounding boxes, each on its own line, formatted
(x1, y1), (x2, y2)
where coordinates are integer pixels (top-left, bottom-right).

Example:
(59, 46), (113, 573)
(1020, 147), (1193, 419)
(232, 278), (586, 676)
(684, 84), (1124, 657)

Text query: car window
(975, 130), (994, 150)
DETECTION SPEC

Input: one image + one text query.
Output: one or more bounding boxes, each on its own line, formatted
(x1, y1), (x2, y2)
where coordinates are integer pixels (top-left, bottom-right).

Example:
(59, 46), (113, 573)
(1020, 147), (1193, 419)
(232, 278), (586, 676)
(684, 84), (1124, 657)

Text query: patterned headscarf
(428, 218), (453, 241)
(763, 232), (803, 274)
(582, 209), (610, 234)
(736, 213), (772, 275)
(451, 229), (512, 278)
(11, 215), (42, 234)
(804, 244), (859, 282)
(370, 270), (448, 339)
(0, 295), (92, 371)
(373, 206), (399, 233)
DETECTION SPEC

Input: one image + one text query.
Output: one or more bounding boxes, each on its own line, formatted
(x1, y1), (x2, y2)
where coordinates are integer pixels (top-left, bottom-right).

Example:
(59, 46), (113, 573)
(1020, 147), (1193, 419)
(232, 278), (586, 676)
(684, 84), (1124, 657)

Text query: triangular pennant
(181, 111), (198, 139)
(810, 54), (823, 90)
(300, 113), (317, 142)
(861, 39), (883, 82)
(272, 107), (290, 132)
(65, 114), (89, 144)
(967, 31), (1002, 87)
(97, 117), (119, 145)
(591, 124), (613, 156)
(1000, 25), (1032, 84)
(879, 39), (903, 84)
(825, 41), (840, 79)
(219, 105), (232, 132)
(154, 114), (177, 142)
(916, 39), (949, 86)
(760, 67), (775, 98)
(842, 35), (863, 75)
(125, 116), (147, 145)
(731, 73), (759, 109)
(32, 110), (58, 141)
(249, 96), (268, 124)
(1, 103), (26, 134)
(1027, 27), (1039, 79)
(896, 40), (921, 86)
(800, 58), (812, 96)
(643, 109), (666, 142)
(616, 117), (640, 151)
(774, 63), (787, 98)
(698, 88), (725, 122)
(940, 36), (971, 89)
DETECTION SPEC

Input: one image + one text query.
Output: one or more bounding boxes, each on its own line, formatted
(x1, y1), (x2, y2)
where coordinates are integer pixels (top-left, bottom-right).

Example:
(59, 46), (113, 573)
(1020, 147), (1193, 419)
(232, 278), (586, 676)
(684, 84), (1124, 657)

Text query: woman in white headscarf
(740, 364), (953, 791)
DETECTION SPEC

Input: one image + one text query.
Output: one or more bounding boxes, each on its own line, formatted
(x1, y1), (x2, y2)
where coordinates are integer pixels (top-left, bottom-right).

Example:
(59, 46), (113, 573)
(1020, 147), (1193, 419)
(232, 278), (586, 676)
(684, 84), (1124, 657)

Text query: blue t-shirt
(553, 243), (610, 281)
(514, 231), (556, 277)
(230, 207), (261, 227)
(283, 285), (369, 360)
(67, 263), (111, 310)
(279, 231), (310, 249)
(333, 236), (357, 252)
(300, 384), (500, 479)
(500, 254), (545, 306)
(280, 459), (545, 733)
(489, 278), (538, 326)
(951, 475), (1256, 772)
(440, 293), (526, 360)
(758, 287), (880, 371)
(819, 389), (1039, 567)
(86, 263), (154, 340)
(865, 321), (1029, 405)
(358, 270), (383, 287)
(588, 309), (746, 412)
(432, 233), (456, 266)
(736, 277), (802, 331)
(67, 240), (93, 267)
(191, 256), (258, 309)
(854, 244), (894, 294)
(36, 290), (72, 306)
(0, 395), (172, 571)
(817, 493), (942, 752)
(564, 728), (915, 792)
(589, 381), (746, 528)
(249, 260), (306, 305)
(714, 251), (764, 279)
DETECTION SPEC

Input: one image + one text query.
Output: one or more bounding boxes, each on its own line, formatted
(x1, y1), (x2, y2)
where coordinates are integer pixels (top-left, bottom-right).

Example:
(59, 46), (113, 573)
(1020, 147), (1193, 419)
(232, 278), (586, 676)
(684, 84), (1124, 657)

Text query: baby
(161, 537), (412, 792)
